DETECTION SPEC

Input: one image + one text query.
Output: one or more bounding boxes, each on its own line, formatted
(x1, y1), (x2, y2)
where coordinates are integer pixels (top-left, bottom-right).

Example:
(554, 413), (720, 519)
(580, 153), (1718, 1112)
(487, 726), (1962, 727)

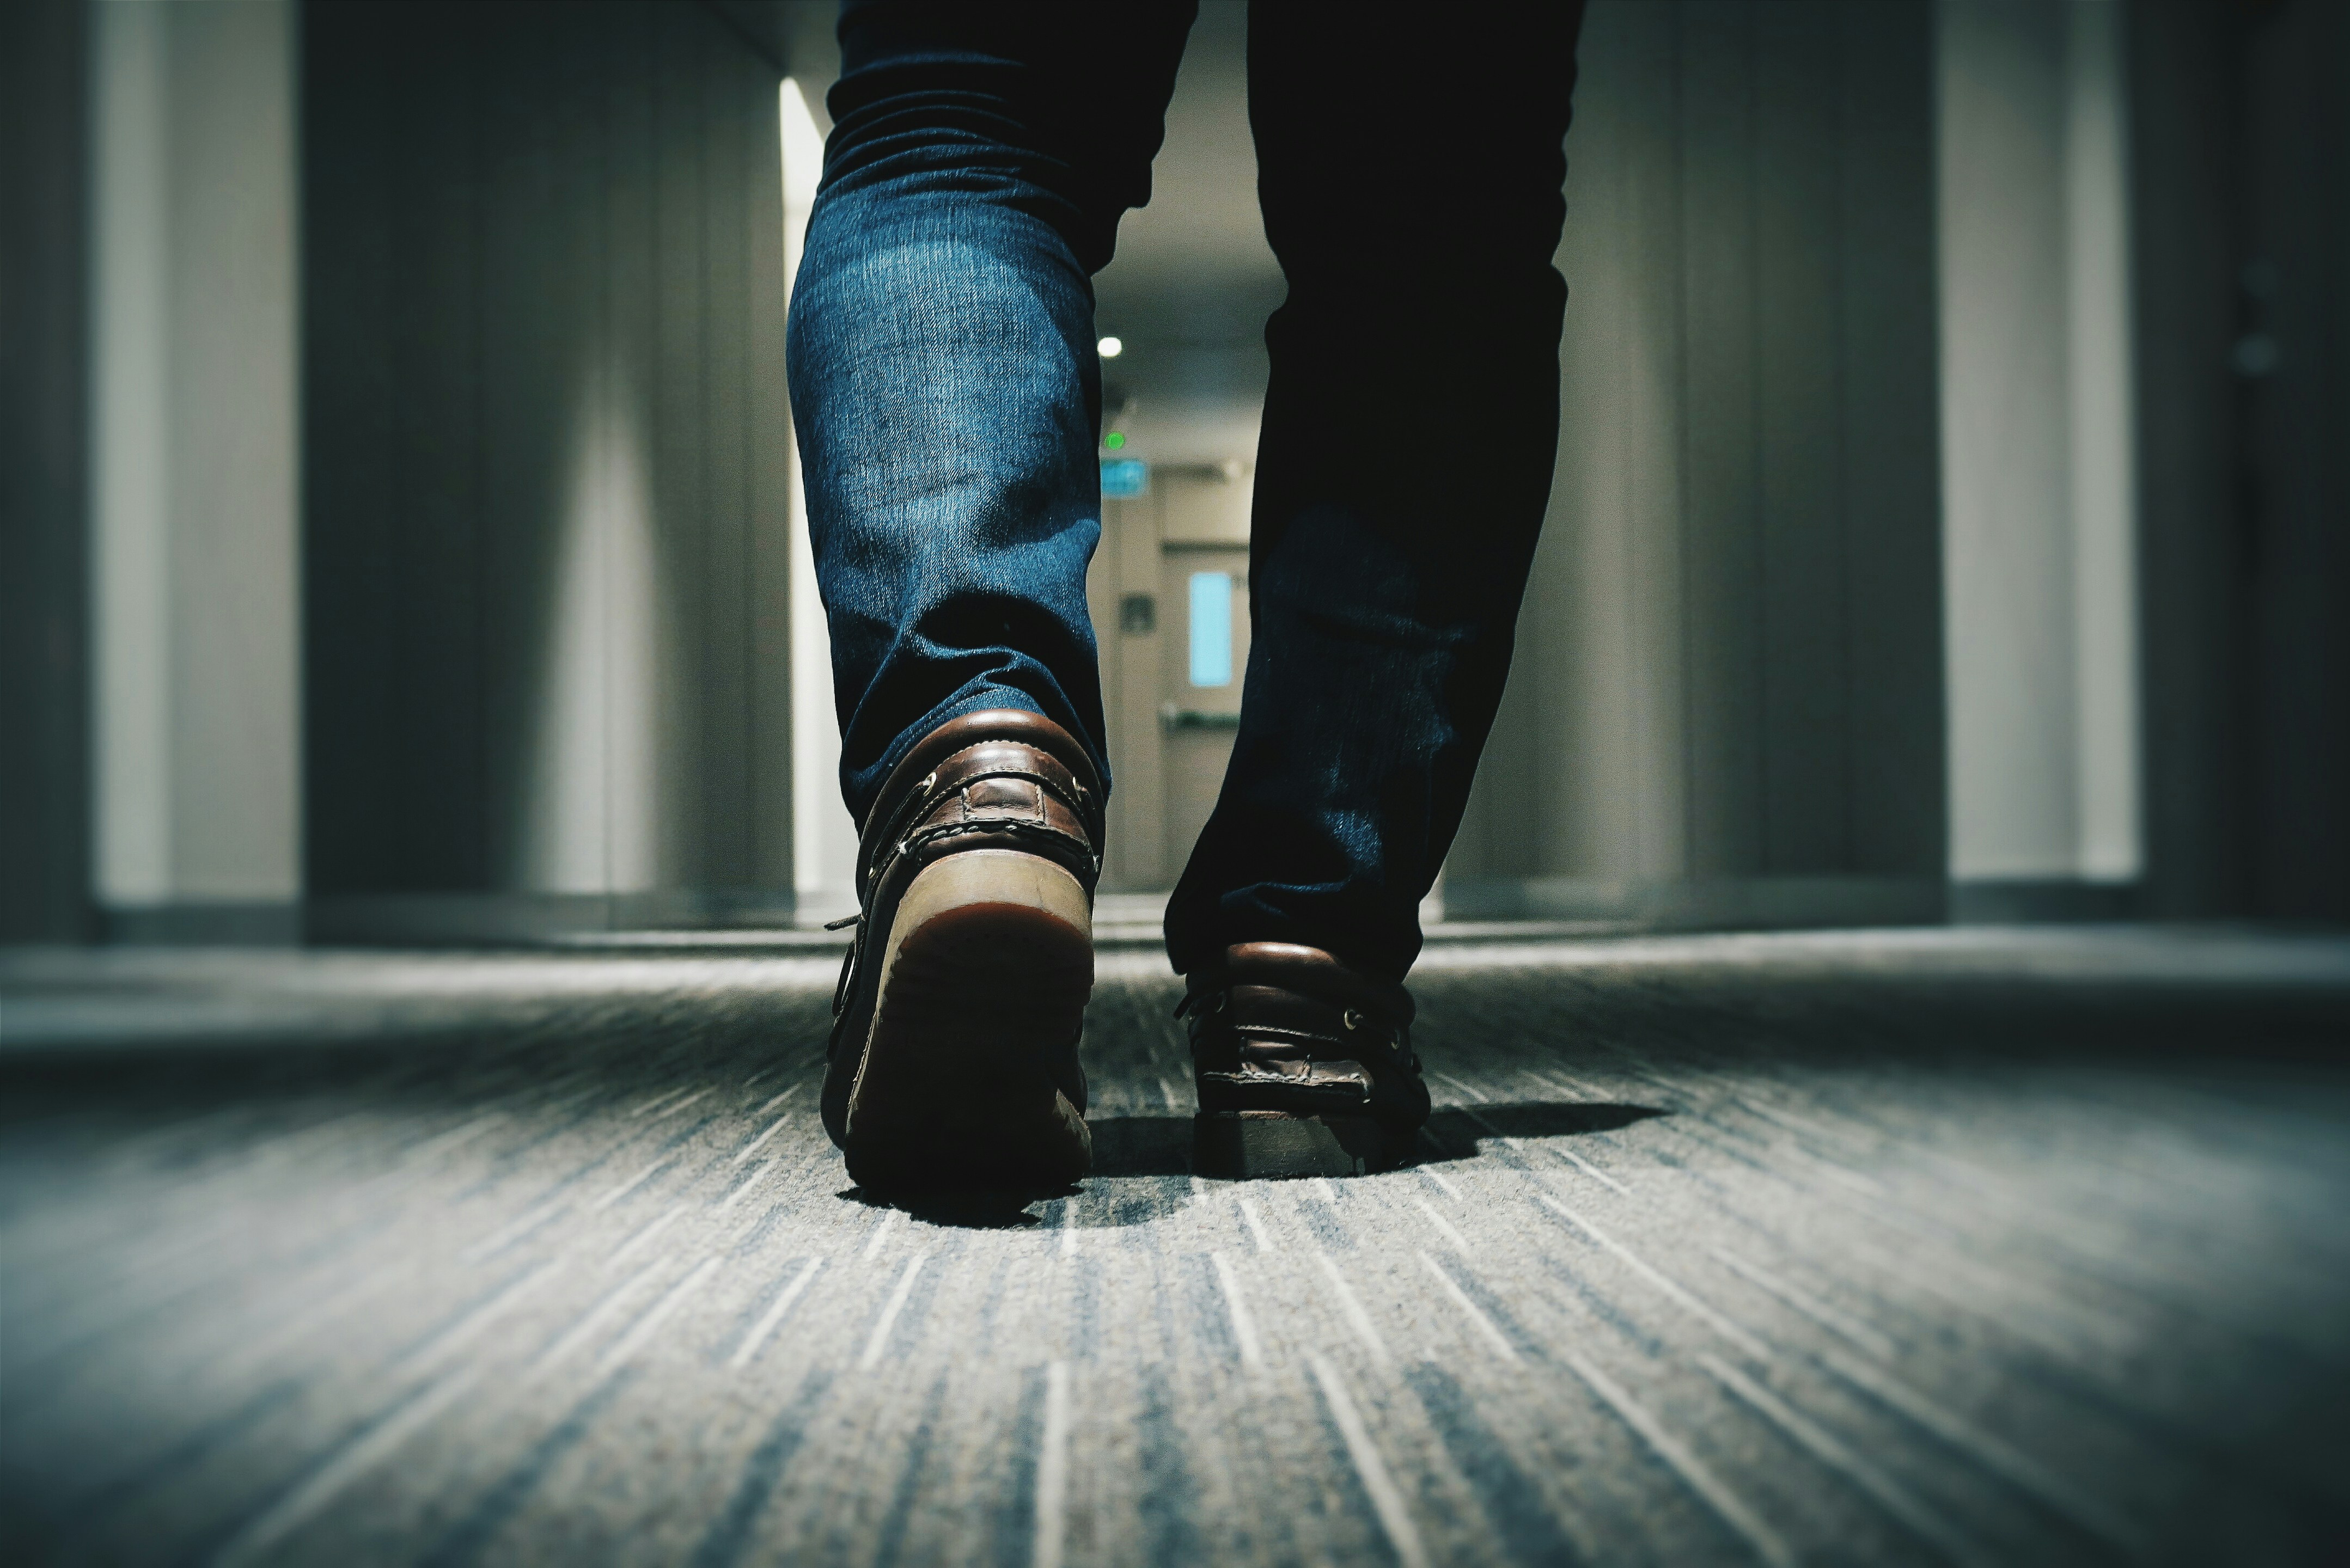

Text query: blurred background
(1, 0), (2342, 948)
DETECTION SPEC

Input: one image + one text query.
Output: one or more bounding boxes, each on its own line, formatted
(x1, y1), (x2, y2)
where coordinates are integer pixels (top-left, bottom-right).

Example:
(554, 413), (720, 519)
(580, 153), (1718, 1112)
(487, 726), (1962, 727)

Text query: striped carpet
(4, 927), (2347, 1566)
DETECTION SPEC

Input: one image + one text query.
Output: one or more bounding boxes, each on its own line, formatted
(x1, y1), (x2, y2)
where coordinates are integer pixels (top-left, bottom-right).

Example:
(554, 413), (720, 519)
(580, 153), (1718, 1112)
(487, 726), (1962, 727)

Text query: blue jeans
(789, 1), (1584, 980)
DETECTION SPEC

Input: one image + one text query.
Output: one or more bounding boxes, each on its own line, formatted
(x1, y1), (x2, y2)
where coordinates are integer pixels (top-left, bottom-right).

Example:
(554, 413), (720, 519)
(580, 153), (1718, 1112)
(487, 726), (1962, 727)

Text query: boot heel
(845, 850), (1094, 1190)
(1191, 1111), (1402, 1180)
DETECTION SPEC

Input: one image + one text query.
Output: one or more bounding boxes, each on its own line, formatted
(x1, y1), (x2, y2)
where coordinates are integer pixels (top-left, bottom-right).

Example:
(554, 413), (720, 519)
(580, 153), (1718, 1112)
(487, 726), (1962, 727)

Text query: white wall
(91, 0), (300, 913)
(1937, 0), (2141, 883)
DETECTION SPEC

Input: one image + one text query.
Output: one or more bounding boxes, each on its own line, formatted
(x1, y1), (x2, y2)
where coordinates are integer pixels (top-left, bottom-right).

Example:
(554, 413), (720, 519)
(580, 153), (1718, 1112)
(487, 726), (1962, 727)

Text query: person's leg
(790, 1), (1195, 1188)
(1169, 6), (1585, 1175)
(790, 0), (1196, 824)
(1165, 4), (1587, 985)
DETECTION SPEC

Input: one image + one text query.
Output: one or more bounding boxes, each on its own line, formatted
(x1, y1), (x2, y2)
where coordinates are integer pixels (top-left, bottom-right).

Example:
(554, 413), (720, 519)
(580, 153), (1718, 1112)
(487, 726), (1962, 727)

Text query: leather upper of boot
(855, 708), (1103, 904)
(1182, 941), (1430, 1129)
(822, 709), (1104, 1146)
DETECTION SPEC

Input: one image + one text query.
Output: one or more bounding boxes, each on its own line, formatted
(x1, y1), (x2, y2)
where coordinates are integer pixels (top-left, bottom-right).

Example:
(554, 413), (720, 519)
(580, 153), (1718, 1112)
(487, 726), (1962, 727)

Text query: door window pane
(1100, 457), (1149, 497)
(1188, 571), (1233, 688)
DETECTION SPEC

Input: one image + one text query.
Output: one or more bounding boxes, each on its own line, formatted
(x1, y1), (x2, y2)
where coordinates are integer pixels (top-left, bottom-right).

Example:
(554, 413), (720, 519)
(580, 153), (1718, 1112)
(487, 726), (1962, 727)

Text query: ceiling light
(1097, 336), (1123, 359)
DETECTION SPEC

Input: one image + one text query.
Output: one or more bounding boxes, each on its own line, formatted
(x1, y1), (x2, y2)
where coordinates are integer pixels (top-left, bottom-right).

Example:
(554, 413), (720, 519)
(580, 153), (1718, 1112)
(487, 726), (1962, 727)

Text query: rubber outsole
(844, 851), (1094, 1192)
(1189, 1111), (1413, 1180)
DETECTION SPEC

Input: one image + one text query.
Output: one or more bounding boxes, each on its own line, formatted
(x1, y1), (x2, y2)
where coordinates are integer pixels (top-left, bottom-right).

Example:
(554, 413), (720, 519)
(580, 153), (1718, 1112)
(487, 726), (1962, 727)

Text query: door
(1088, 464), (1253, 891)
(1158, 544), (1250, 878)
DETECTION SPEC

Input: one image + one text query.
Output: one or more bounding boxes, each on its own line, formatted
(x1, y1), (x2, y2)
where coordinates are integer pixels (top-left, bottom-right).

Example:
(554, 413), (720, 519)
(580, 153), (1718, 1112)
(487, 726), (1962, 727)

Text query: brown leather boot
(821, 709), (1103, 1191)
(1181, 942), (1430, 1178)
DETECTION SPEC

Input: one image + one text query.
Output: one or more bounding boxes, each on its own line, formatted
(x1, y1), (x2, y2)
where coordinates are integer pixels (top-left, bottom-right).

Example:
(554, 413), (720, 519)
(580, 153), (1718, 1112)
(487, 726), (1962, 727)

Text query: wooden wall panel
(1619, 0), (1692, 882)
(2241, 0), (2350, 919)
(652, 0), (712, 891)
(2129, 0), (2250, 918)
(1678, 0), (1766, 879)
(478, 4), (599, 890)
(1453, 0), (1944, 920)
(701, 10), (756, 886)
(1452, 602), (1541, 881)
(300, 3), (398, 896)
(303, 0), (791, 924)
(604, 0), (662, 890)
(0, 0), (92, 938)
(746, 35), (797, 893)
(307, 1), (491, 896)
(391, 11), (490, 893)
(2117, 0), (2350, 922)
(1838, 0), (1946, 878)
(1753, 0), (1852, 875)
(1530, 0), (1632, 879)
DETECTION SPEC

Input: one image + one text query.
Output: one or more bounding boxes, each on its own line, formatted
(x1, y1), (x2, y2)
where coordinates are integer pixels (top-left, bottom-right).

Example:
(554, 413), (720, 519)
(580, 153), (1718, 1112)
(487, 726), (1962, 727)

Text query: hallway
(7, 929), (2347, 1565)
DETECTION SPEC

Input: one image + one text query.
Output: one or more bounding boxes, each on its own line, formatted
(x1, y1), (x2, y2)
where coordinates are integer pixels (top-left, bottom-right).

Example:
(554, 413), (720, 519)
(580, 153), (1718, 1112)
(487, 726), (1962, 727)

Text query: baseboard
(1950, 878), (2142, 923)
(1440, 875), (1949, 931)
(304, 890), (799, 946)
(101, 901), (303, 945)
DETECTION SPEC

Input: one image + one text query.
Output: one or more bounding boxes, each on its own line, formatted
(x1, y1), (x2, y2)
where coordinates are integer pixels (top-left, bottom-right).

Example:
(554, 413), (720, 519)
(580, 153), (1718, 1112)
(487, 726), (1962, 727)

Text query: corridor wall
(2225, 0), (2350, 921)
(2130, 0), (2350, 922)
(1937, 0), (2141, 911)
(84, 0), (302, 942)
(36, 0), (2343, 942)
(1449, 0), (1947, 927)
(0, 0), (90, 941)
(301, 1), (796, 939)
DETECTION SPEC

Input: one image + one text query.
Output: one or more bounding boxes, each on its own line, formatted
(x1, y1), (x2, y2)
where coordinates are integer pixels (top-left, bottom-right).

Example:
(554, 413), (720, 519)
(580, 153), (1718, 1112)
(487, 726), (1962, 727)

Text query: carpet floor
(4, 926), (2348, 1566)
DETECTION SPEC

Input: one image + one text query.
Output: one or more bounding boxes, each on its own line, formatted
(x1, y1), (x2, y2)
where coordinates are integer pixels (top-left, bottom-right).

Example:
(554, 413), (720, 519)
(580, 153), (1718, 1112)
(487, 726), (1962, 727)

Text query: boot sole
(1191, 1111), (1412, 1180)
(844, 850), (1094, 1191)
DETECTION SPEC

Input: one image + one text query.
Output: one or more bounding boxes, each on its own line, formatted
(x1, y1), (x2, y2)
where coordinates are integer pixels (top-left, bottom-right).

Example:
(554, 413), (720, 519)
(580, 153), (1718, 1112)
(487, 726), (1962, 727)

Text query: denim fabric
(787, 2), (1198, 819)
(789, 1), (1584, 980)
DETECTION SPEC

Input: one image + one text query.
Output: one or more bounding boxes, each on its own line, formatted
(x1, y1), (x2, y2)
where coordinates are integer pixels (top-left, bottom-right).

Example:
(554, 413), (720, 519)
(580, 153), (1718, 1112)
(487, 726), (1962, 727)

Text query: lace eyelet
(1342, 1008), (1365, 1031)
